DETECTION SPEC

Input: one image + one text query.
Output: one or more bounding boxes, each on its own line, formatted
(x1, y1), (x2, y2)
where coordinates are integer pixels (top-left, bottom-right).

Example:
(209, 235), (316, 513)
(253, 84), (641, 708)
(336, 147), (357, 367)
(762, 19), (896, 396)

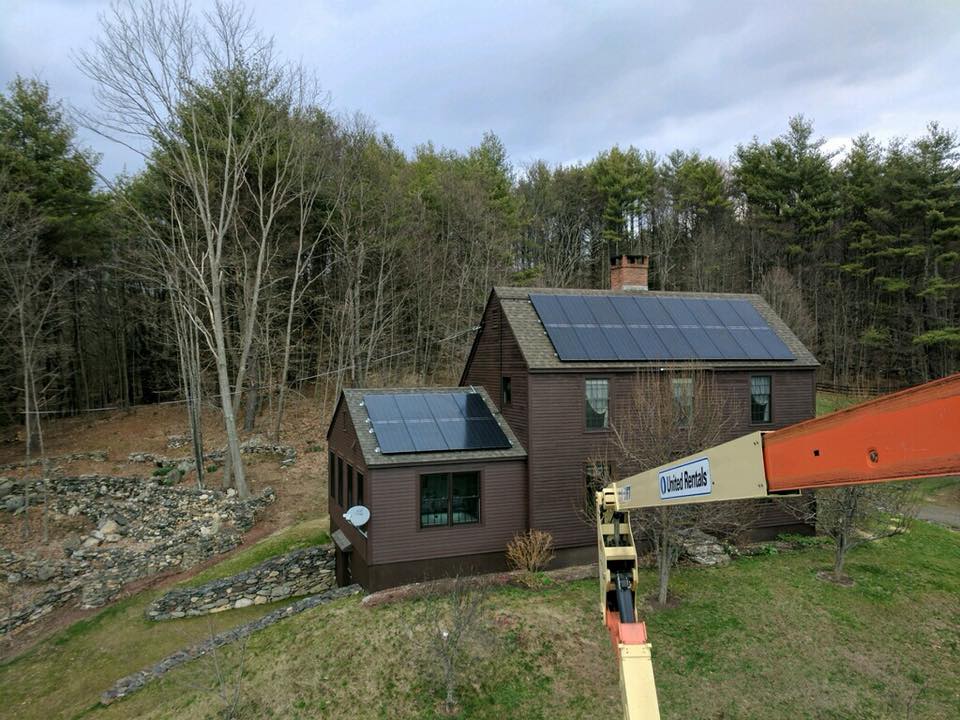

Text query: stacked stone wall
(147, 545), (335, 620)
(1, 475), (275, 635)
(128, 436), (297, 470)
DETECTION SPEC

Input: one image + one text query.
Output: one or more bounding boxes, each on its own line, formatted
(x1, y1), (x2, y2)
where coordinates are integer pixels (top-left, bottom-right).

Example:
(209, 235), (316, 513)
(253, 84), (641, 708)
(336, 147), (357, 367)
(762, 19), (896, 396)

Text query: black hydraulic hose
(615, 572), (636, 624)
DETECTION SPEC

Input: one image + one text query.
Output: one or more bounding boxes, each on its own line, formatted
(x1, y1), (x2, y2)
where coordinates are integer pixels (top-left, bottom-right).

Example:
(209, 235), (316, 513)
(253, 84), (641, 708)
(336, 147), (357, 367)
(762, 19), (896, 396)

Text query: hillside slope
(2, 520), (957, 720)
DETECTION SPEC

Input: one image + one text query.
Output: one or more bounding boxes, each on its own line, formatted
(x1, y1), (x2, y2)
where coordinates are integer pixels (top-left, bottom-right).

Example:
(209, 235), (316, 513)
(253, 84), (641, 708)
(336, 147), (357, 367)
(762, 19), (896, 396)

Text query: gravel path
(917, 502), (960, 529)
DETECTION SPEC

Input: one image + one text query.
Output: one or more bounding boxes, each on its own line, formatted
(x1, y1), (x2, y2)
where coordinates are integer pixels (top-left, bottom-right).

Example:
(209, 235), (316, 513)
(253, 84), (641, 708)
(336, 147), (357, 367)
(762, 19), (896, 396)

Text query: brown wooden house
(328, 256), (819, 590)
(326, 386), (527, 590)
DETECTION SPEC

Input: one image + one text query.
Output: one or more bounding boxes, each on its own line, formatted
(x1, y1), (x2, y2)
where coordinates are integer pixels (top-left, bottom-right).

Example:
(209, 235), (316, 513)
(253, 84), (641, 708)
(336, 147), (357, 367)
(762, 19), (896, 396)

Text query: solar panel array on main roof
(362, 391), (512, 455)
(529, 294), (794, 362)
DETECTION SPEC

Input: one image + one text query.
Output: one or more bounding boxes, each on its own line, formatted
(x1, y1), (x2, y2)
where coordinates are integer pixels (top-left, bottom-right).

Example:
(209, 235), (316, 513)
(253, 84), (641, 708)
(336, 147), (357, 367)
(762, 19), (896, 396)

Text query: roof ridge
(495, 286), (764, 298)
(345, 386), (483, 394)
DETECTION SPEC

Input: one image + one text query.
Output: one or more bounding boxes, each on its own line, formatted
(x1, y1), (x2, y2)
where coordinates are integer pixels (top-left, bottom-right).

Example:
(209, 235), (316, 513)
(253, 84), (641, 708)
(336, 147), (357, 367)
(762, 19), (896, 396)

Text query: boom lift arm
(596, 373), (960, 720)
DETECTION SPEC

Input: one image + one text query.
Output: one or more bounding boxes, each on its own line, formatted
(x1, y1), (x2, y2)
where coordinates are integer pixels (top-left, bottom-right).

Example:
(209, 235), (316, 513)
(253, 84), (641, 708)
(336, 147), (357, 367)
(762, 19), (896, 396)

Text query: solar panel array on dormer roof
(529, 294), (794, 362)
(362, 391), (512, 455)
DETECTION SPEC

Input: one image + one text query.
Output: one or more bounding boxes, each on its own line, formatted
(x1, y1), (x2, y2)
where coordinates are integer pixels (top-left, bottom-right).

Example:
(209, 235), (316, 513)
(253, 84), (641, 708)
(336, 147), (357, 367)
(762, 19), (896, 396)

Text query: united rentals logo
(658, 457), (712, 500)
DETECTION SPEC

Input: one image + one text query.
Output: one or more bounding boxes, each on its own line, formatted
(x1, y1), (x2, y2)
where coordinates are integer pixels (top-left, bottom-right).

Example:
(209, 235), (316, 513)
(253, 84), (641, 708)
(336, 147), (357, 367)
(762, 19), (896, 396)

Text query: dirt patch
(0, 395), (331, 558)
(816, 569), (855, 586)
(643, 593), (682, 611)
(0, 507), (92, 559)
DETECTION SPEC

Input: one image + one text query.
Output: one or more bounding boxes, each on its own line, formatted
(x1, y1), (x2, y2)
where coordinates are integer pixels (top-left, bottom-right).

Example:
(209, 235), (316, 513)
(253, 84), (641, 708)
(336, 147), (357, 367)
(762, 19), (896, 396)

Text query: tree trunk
(657, 539), (671, 605)
(833, 534), (848, 580)
(211, 283), (249, 499)
(243, 356), (259, 433)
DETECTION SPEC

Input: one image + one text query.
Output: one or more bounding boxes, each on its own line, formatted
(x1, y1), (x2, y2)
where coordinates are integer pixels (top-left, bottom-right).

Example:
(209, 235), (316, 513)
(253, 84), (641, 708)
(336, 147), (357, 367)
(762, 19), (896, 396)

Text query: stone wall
(128, 436), (297, 470)
(147, 545), (335, 620)
(102, 584), (361, 705)
(0, 450), (107, 472)
(1, 475), (275, 635)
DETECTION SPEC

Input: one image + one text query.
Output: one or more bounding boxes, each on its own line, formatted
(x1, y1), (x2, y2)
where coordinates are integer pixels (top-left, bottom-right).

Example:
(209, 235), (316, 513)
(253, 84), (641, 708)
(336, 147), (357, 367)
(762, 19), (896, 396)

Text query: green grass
(914, 476), (960, 497)
(0, 520), (330, 720)
(4, 519), (957, 720)
(816, 390), (864, 416)
(186, 518), (328, 587)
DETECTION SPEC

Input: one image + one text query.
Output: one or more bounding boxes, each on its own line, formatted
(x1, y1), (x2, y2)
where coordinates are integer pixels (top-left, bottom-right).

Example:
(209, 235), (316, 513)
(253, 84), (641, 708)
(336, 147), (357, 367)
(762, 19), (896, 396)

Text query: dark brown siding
(368, 459), (527, 565)
(327, 398), (369, 561)
(367, 551), (509, 591)
(363, 545), (596, 591)
(461, 296), (530, 450)
(527, 368), (817, 548)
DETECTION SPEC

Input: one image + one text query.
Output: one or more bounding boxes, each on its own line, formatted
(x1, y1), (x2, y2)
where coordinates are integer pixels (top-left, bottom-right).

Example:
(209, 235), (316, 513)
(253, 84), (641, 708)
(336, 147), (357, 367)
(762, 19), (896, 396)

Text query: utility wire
(18, 324), (481, 416)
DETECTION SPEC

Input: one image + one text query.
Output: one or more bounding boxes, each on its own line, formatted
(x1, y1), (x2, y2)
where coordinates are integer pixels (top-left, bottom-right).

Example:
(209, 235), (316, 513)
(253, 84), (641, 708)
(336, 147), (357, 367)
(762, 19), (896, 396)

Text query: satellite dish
(343, 505), (370, 528)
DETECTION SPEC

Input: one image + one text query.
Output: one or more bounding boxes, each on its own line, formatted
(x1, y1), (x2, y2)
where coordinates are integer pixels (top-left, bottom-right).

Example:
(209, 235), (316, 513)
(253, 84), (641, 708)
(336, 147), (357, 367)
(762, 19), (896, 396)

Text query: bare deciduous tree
(610, 370), (751, 605)
(0, 184), (66, 539)
(760, 266), (818, 352)
(783, 484), (920, 582)
(272, 111), (337, 439)
(420, 576), (489, 715)
(79, 0), (316, 496)
(176, 620), (249, 719)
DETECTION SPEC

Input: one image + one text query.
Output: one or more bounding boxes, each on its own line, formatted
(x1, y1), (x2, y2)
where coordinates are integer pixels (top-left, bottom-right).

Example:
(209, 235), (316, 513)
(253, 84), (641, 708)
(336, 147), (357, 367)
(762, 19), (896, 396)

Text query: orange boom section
(763, 373), (960, 493)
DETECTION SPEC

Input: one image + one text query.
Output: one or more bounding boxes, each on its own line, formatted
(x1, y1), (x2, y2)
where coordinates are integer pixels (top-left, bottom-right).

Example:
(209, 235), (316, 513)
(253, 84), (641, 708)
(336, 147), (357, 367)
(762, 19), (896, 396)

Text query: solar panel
(529, 294), (794, 362)
(363, 391), (511, 455)
(728, 300), (794, 360)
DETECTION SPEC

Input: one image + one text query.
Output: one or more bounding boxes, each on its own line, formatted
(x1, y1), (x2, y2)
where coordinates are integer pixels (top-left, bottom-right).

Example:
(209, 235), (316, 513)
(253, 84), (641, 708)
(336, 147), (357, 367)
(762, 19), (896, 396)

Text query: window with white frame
(672, 377), (694, 425)
(585, 379), (609, 429)
(751, 375), (772, 423)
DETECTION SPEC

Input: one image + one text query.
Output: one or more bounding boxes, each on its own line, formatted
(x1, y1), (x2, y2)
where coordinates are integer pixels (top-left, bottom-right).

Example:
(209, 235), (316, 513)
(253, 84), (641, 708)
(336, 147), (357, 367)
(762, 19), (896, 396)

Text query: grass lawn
(0, 519), (329, 720)
(3, 519), (956, 720)
(816, 390), (867, 417)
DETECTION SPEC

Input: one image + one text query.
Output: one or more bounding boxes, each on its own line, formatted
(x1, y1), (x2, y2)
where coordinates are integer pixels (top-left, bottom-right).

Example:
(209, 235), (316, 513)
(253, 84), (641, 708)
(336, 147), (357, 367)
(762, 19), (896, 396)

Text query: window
(336, 456), (344, 506)
(356, 472), (364, 506)
(420, 471), (481, 528)
(585, 379), (609, 429)
(501, 376), (512, 406)
(672, 377), (694, 425)
(328, 452), (335, 498)
(451, 472), (480, 525)
(751, 375), (772, 424)
(347, 464), (354, 508)
(420, 473), (449, 527)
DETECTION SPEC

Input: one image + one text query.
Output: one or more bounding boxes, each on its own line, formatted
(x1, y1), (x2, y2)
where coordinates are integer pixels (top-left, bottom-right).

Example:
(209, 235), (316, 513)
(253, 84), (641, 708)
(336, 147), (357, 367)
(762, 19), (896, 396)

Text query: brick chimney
(610, 254), (649, 291)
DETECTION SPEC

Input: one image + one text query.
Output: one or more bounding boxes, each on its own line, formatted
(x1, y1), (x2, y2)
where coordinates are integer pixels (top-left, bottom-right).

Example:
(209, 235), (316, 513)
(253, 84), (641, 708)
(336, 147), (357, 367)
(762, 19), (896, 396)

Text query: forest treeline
(1, 4), (957, 490)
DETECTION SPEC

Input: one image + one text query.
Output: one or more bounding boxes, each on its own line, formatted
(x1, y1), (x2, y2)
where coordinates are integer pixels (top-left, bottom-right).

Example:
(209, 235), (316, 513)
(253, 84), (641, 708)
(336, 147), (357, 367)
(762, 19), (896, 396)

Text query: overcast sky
(2, 0), (959, 180)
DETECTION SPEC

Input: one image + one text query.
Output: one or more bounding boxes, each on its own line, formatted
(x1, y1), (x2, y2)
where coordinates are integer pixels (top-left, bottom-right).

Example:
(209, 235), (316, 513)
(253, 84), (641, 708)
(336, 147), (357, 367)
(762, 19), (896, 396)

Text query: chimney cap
(610, 254), (648, 266)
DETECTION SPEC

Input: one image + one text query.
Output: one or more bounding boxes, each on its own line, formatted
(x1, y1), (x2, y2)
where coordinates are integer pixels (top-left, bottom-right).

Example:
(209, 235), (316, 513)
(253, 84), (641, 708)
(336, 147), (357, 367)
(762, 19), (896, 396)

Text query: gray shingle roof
(339, 386), (527, 468)
(493, 286), (819, 371)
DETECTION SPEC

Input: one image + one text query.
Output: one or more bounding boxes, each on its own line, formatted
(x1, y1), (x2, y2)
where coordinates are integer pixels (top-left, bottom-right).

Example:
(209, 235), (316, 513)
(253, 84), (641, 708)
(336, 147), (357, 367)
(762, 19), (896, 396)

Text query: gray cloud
(2, 0), (958, 180)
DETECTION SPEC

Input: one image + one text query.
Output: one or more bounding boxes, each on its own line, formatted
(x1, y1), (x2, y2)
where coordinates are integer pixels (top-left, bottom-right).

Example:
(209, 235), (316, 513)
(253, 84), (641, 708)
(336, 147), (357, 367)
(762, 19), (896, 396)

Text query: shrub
(206, 464), (218, 474)
(506, 529), (555, 587)
(778, 532), (831, 549)
(152, 466), (172, 477)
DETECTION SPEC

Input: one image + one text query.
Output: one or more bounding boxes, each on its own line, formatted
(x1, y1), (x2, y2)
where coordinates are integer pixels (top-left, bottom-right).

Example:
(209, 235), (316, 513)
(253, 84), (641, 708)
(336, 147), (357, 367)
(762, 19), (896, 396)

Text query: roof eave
(364, 451), (528, 469)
